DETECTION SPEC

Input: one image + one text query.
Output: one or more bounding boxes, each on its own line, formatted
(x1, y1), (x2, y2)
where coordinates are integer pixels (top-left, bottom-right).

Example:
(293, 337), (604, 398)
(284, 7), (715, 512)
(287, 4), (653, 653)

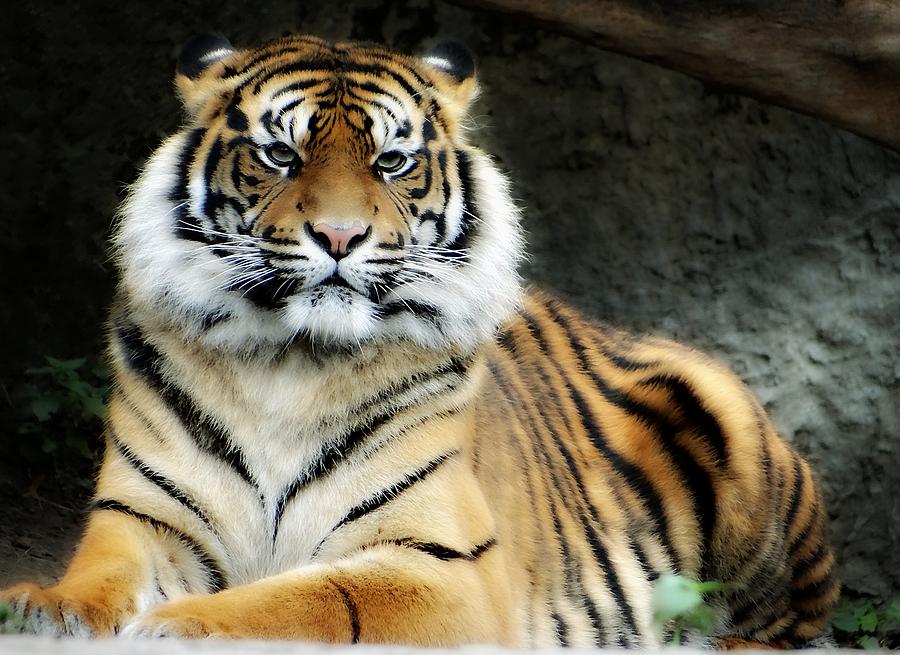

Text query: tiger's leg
(0, 510), (159, 636)
(122, 543), (515, 645)
(748, 452), (839, 644)
(0, 503), (218, 636)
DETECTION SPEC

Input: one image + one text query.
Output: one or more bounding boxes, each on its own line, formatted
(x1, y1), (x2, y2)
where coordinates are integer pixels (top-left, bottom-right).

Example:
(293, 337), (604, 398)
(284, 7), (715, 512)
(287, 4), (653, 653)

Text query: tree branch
(449, 0), (900, 151)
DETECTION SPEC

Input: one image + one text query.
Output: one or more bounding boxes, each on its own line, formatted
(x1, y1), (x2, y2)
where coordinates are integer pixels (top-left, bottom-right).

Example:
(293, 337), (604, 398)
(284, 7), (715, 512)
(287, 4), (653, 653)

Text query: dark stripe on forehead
(270, 78), (328, 100)
(353, 80), (406, 110)
(221, 40), (324, 79)
(246, 60), (330, 95)
(342, 90), (402, 128)
(247, 60), (426, 105)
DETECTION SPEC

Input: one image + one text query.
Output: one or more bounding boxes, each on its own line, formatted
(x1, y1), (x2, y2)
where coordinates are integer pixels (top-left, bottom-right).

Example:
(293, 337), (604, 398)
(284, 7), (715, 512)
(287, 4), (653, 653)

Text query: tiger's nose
(306, 222), (371, 259)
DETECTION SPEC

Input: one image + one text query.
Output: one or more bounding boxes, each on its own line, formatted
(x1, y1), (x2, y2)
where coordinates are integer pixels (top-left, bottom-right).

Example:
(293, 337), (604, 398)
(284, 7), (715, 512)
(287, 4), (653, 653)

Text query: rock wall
(3, 0), (898, 597)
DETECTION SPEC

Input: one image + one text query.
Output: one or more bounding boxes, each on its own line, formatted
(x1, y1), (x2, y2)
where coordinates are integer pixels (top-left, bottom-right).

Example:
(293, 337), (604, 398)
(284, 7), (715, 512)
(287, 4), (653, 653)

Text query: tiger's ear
(175, 34), (238, 117)
(420, 40), (478, 118)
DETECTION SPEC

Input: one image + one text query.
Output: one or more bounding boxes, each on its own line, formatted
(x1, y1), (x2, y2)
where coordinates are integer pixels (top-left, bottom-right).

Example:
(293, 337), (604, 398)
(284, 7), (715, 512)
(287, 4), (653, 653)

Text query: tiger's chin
(281, 285), (380, 347)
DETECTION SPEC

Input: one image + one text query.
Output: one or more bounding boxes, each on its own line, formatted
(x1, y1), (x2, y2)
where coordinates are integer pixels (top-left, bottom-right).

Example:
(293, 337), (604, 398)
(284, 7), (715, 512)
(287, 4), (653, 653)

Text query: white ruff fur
(114, 132), (524, 355)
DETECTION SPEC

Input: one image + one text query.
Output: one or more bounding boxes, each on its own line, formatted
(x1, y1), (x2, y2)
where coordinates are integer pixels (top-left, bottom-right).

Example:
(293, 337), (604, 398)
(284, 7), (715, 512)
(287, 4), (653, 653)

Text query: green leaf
(0, 599), (25, 634)
(885, 601), (900, 622)
(692, 581), (731, 593)
(29, 395), (62, 421)
(652, 574), (705, 625)
(45, 356), (86, 371)
(858, 635), (881, 650)
(82, 395), (107, 420)
(682, 603), (718, 633)
(858, 609), (879, 633)
(832, 612), (861, 633)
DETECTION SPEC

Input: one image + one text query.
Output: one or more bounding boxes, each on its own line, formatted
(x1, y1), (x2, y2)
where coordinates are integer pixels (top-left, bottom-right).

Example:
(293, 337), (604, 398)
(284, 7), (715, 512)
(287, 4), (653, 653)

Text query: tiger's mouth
(317, 273), (356, 291)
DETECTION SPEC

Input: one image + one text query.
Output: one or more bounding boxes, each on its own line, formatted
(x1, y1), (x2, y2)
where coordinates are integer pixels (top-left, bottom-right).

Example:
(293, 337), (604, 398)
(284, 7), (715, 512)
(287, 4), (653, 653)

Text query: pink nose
(307, 223), (370, 258)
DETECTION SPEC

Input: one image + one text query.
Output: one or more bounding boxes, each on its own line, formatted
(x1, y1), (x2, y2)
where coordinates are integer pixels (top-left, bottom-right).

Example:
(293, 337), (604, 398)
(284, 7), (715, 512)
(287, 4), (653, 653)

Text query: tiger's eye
(264, 143), (299, 167)
(375, 151), (408, 174)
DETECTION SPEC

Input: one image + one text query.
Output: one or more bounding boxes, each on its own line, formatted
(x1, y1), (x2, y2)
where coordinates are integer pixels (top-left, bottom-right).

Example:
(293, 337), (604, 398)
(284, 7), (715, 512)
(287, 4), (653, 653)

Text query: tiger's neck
(110, 303), (486, 440)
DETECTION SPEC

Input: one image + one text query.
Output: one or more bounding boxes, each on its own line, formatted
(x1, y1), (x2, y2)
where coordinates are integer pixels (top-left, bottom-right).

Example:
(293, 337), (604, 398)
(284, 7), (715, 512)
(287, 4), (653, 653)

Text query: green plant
(0, 600), (24, 634)
(652, 573), (731, 644)
(832, 595), (900, 650)
(14, 355), (108, 484)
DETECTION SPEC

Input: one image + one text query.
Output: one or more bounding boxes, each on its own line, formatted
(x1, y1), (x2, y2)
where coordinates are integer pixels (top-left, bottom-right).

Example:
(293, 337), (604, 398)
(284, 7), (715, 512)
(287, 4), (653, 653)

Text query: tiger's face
(116, 35), (523, 353)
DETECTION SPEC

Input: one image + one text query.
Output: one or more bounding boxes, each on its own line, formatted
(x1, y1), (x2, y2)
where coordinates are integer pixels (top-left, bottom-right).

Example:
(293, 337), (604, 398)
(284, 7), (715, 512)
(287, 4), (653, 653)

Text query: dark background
(1, 0), (898, 615)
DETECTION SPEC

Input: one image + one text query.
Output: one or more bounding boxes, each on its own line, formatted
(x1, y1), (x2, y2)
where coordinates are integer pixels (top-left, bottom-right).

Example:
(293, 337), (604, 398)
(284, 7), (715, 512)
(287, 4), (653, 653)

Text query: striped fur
(1, 35), (837, 646)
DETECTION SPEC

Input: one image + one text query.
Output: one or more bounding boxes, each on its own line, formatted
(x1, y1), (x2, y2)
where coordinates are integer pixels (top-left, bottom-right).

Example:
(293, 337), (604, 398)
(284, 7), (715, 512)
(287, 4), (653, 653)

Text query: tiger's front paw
(0, 582), (116, 637)
(122, 599), (218, 639)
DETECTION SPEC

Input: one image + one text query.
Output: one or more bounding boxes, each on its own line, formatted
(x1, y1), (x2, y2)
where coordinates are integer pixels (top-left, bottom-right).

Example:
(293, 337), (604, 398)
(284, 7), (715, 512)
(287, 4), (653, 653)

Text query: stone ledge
(0, 638), (880, 655)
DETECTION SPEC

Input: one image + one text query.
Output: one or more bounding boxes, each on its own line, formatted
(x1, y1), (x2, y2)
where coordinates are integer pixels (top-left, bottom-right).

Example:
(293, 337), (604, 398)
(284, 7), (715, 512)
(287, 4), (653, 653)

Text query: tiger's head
(115, 34), (523, 353)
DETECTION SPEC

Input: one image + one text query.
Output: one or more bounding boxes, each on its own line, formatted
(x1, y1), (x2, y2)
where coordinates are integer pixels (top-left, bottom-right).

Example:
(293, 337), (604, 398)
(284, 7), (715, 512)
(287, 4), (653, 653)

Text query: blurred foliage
(0, 599), (24, 634)
(652, 573), (732, 644)
(12, 355), (108, 488)
(832, 594), (900, 650)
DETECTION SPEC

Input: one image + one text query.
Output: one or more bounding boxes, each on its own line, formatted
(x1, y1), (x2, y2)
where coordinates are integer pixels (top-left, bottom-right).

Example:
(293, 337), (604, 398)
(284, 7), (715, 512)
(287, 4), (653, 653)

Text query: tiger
(0, 34), (838, 647)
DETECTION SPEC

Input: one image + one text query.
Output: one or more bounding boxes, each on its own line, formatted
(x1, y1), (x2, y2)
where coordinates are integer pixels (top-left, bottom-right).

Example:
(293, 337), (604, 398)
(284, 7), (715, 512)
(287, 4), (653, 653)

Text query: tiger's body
(1, 34), (838, 646)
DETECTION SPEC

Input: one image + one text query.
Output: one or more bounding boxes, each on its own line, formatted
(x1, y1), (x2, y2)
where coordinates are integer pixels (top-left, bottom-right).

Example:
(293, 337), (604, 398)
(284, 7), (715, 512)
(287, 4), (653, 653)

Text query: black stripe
(354, 81), (404, 109)
(443, 149), (478, 258)
(329, 580), (360, 644)
(313, 450), (458, 555)
(408, 152), (433, 200)
(199, 310), (232, 332)
(339, 450), (457, 527)
(276, 98), (305, 123)
(729, 567), (790, 628)
(547, 306), (659, 372)
(271, 78), (326, 99)
(223, 45), (308, 78)
(637, 374), (729, 466)
(378, 300), (441, 323)
(115, 324), (255, 487)
(599, 346), (657, 372)
(385, 537), (497, 561)
(201, 137), (225, 223)
(783, 453), (806, 538)
(791, 542), (828, 583)
(112, 437), (213, 531)
(225, 93), (248, 132)
(788, 566), (836, 603)
(787, 503), (820, 557)
(171, 128), (208, 243)
(91, 498), (226, 593)
(520, 312), (678, 639)
(552, 611), (570, 647)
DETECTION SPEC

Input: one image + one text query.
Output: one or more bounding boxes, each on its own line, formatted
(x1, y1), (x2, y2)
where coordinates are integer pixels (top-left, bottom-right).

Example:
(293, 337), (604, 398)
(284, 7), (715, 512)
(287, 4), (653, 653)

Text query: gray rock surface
(1, 0), (897, 603)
